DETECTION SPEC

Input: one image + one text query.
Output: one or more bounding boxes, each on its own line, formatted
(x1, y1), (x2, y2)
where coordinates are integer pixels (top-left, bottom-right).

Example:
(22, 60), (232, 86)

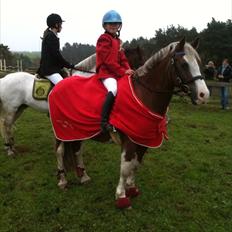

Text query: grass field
(0, 96), (231, 232)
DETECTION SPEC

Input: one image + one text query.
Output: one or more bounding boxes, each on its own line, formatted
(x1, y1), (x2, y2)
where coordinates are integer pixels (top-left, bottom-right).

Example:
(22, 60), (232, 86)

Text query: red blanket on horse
(48, 75), (168, 148)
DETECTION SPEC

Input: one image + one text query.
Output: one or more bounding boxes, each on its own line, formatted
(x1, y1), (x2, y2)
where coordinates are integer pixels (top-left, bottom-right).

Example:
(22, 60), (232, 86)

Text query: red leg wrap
(115, 197), (131, 209)
(126, 187), (140, 198)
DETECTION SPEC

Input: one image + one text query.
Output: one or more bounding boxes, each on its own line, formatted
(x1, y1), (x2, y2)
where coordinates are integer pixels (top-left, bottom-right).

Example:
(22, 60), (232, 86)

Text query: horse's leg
(56, 141), (68, 189)
(73, 142), (91, 184)
(115, 149), (135, 209)
(0, 112), (17, 156)
(125, 145), (147, 198)
(0, 105), (27, 156)
(115, 138), (138, 208)
(115, 137), (147, 208)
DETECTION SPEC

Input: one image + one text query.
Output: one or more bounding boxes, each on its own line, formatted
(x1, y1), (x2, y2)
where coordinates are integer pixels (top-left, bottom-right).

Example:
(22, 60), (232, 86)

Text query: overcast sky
(0, 0), (231, 51)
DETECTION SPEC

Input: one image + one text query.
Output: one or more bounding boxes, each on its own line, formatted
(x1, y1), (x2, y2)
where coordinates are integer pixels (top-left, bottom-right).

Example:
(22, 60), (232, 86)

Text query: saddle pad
(33, 78), (53, 100)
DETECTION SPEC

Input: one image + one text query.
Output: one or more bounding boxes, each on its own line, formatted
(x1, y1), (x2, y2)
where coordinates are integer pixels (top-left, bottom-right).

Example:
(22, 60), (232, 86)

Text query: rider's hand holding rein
(125, 69), (135, 76)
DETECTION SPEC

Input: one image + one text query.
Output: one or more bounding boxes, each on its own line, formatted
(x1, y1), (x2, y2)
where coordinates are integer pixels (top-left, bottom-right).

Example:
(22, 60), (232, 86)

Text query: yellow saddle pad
(32, 78), (53, 100)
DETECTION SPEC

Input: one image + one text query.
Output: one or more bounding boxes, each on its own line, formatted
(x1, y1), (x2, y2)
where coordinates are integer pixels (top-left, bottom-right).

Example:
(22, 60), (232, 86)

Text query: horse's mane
(135, 42), (200, 78)
(75, 53), (96, 72)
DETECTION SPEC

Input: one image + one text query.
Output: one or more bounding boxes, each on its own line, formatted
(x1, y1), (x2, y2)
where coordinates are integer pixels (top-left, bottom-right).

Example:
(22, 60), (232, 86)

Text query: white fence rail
(0, 59), (23, 71)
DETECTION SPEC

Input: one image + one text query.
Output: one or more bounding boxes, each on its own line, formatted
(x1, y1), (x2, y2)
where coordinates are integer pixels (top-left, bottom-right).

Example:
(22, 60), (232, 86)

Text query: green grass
(0, 96), (232, 232)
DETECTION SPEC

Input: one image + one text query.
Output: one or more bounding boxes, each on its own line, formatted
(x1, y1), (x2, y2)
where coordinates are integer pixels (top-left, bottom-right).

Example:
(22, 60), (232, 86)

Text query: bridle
(132, 51), (204, 95)
(172, 51), (204, 94)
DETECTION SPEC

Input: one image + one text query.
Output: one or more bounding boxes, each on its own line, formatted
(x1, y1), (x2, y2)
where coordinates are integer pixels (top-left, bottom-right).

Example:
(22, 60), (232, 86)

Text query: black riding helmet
(47, 13), (64, 28)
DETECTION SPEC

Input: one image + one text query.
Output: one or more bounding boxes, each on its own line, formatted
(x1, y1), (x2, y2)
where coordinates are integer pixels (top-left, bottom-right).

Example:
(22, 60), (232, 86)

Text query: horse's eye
(181, 62), (189, 70)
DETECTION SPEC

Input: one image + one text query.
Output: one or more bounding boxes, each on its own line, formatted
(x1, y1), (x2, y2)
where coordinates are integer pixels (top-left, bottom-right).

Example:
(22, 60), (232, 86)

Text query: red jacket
(96, 32), (130, 80)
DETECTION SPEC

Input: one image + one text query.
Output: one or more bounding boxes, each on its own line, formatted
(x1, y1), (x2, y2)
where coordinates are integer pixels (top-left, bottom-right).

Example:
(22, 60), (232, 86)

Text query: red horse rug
(48, 75), (168, 148)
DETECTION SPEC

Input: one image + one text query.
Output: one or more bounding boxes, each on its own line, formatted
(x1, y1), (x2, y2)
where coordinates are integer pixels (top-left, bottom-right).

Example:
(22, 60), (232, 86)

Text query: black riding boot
(101, 91), (115, 133)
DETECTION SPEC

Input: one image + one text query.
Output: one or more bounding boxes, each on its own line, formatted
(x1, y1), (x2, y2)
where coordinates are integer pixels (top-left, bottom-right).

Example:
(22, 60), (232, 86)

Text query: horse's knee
(121, 155), (139, 177)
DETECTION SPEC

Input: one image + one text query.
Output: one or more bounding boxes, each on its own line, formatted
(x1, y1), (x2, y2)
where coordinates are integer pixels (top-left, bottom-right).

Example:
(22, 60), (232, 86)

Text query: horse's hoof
(7, 150), (16, 157)
(126, 187), (140, 198)
(58, 181), (68, 190)
(80, 173), (91, 184)
(115, 197), (131, 209)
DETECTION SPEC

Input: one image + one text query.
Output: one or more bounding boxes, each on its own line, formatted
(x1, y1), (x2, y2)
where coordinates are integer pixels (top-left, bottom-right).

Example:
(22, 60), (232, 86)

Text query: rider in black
(37, 13), (74, 84)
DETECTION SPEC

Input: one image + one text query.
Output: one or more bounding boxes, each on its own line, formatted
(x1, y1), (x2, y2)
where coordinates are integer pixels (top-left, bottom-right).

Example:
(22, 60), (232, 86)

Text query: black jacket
(37, 30), (73, 76)
(217, 65), (232, 82)
(204, 66), (216, 80)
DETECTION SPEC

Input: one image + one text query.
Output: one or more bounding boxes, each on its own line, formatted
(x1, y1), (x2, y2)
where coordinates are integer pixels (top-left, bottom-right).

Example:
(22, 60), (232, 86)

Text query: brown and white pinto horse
(51, 38), (209, 209)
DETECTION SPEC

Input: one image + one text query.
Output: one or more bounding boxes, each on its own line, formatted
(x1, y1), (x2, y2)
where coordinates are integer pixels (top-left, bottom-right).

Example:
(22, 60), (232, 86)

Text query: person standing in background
(204, 61), (217, 95)
(217, 58), (232, 109)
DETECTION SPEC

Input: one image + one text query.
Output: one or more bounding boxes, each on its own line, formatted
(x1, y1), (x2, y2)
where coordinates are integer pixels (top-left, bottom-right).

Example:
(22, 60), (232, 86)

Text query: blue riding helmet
(102, 10), (122, 25)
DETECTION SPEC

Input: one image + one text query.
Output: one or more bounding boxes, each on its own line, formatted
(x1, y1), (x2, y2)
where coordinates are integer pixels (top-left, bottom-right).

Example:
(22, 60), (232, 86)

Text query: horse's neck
(133, 68), (174, 115)
(75, 54), (96, 73)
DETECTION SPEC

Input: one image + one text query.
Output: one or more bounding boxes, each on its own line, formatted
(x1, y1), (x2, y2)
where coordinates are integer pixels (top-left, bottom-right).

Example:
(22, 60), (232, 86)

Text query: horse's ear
(175, 37), (185, 52)
(191, 37), (200, 49)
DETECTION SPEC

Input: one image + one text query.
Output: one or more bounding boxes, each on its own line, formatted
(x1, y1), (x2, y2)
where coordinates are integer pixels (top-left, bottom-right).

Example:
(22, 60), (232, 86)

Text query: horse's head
(124, 46), (145, 69)
(170, 37), (210, 104)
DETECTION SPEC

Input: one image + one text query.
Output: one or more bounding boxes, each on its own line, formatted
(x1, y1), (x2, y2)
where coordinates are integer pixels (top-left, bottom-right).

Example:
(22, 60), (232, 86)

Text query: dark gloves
(70, 64), (75, 69)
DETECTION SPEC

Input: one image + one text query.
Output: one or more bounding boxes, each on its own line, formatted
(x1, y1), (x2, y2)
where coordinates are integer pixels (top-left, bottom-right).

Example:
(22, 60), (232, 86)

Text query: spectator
(204, 61), (217, 80)
(204, 61), (217, 95)
(217, 58), (232, 110)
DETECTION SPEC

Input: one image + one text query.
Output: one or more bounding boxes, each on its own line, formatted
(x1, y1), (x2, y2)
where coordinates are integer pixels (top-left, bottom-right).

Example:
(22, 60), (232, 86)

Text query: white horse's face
(172, 39), (210, 105)
(183, 52), (210, 104)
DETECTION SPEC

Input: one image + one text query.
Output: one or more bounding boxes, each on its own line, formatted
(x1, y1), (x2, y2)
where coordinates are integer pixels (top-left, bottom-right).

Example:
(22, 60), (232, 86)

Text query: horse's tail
(56, 140), (79, 172)
(63, 142), (78, 172)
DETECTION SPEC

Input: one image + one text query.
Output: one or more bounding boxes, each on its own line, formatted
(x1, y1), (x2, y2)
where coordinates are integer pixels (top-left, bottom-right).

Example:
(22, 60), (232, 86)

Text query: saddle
(32, 55), (96, 101)
(32, 74), (53, 100)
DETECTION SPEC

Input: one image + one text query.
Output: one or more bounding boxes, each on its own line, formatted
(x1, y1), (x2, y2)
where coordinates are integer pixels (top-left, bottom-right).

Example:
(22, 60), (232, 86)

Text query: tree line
(0, 18), (232, 71)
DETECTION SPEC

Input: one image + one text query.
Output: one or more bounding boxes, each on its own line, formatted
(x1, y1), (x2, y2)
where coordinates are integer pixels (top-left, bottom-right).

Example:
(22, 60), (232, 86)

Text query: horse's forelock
(184, 43), (201, 63)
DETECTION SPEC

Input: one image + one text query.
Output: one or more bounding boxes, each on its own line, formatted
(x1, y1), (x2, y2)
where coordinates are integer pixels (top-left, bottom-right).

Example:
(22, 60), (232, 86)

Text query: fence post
(3, 59), (6, 71)
(0, 59), (2, 70)
(20, 59), (23, 71)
